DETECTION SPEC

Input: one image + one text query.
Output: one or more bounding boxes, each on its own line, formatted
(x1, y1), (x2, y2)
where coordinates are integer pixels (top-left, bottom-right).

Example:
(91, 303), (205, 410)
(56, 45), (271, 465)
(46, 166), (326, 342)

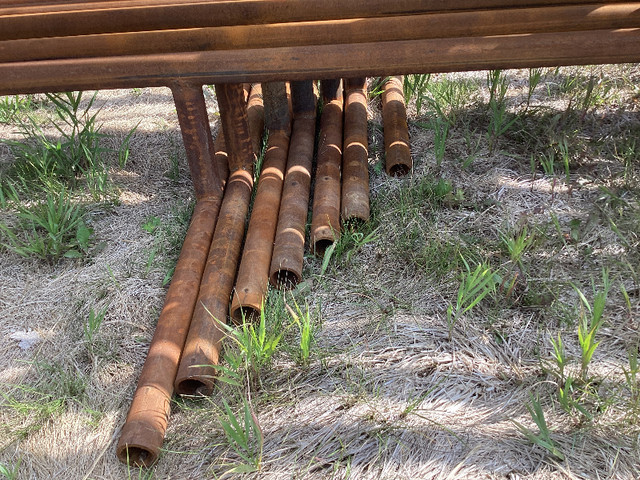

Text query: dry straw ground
(1, 66), (639, 479)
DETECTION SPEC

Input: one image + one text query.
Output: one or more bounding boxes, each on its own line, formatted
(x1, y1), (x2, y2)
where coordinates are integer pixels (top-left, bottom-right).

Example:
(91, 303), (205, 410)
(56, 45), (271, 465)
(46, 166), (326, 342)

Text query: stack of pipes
(116, 83), (263, 465)
(3, 2), (640, 94)
(5, 0), (640, 469)
(116, 77), (380, 465)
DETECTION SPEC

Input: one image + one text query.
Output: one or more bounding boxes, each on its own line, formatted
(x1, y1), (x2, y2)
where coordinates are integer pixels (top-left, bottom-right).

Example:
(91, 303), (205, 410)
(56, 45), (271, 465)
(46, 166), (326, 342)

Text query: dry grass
(1, 67), (640, 479)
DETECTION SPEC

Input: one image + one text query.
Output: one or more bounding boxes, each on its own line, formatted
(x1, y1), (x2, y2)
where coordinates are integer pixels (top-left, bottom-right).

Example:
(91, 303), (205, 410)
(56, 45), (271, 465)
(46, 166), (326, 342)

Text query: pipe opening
(176, 379), (213, 397)
(314, 239), (334, 257)
(271, 269), (301, 290)
(233, 306), (261, 324)
(117, 445), (156, 467)
(389, 164), (410, 177)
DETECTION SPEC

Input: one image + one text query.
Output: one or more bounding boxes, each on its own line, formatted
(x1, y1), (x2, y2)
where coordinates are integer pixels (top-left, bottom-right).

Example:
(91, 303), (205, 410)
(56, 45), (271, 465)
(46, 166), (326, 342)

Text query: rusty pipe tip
(116, 417), (165, 466)
(313, 238), (335, 257)
(270, 268), (302, 290)
(116, 444), (158, 468)
(230, 290), (265, 324)
(230, 305), (262, 324)
(388, 163), (411, 177)
(175, 377), (215, 397)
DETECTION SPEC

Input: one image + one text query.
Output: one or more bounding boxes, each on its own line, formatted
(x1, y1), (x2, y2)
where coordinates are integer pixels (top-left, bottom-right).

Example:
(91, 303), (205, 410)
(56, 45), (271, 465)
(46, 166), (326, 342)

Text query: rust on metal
(217, 83), (257, 173)
(171, 83), (223, 200)
(116, 83), (225, 467)
(116, 198), (221, 467)
(262, 82), (292, 135)
(341, 77), (370, 224)
(5, 4), (640, 63)
(311, 79), (343, 255)
(174, 83), (255, 396)
(231, 132), (290, 321)
(5, 28), (640, 95)
(213, 128), (229, 187)
(269, 81), (317, 289)
(382, 75), (412, 177)
(2, 1), (629, 41)
(247, 83), (265, 157)
(231, 82), (290, 321)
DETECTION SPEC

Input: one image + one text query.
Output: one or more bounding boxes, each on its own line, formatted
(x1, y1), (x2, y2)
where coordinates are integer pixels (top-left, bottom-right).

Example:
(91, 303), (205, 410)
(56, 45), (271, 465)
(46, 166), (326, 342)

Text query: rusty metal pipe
(115, 198), (220, 467)
(341, 77), (370, 224)
(269, 81), (317, 289)
(171, 83), (223, 199)
(230, 133), (290, 321)
(116, 83), (224, 467)
(4, 4), (640, 63)
(4, 29), (640, 96)
(213, 127), (229, 187)
(230, 82), (290, 322)
(262, 82), (292, 135)
(311, 79), (343, 255)
(6, 0), (628, 40)
(382, 75), (412, 177)
(174, 83), (255, 396)
(247, 83), (265, 158)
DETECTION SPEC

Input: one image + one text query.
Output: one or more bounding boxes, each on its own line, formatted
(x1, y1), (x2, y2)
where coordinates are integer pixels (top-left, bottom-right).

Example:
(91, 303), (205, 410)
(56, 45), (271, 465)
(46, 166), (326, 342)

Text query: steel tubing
(262, 82), (292, 135)
(3, 1), (627, 40)
(311, 79), (343, 255)
(174, 83), (255, 396)
(3, 29), (640, 96)
(213, 128), (229, 187)
(247, 83), (265, 157)
(116, 83), (224, 466)
(230, 82), (290, 322)
(171, 83), (223, 200)
(210, 84), (264, 189)
(382, 76), (412, 177)
(217, 83), (256, 174)
(341, 77), (370, 224)
(115, 198), (221, 467)
(230, 130), (290, 322)
(3, 4), (640, 63)
(269, 81), (317, 289)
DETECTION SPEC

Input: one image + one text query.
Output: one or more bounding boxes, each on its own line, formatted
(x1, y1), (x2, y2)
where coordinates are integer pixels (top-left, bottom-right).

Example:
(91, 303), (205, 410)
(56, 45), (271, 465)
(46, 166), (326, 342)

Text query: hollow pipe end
(116, 420), (164, 467)
(313, 238), (334, 257)
(230, 290), (266, 323)
(174, 376), (215, 397)
(386, 163), (411, 177)
(269, 268), (301, 290)
(230, 303), (262, 324)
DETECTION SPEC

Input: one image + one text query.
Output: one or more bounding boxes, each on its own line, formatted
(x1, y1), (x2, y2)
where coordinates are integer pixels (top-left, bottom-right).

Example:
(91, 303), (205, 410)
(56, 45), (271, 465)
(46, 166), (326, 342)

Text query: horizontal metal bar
(1, 0), (629, 40)
(1, 29), (640, 95)
(1, 4), (639, 63)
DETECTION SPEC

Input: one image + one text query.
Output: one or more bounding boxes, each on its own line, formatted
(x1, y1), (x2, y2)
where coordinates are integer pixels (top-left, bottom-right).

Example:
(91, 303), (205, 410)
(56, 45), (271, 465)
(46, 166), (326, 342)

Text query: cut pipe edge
(269, 265), (303, 290)
(311, 79), (343, 255)
(382, 75), (412, 177)
(174, 173), (253, 396)
(230, 128), (291, 323)
(341, 76), (370, 224)
(269, 82), (317, 289)
(247, 83), (265, 157)
(116, 197), (222, 466)
(175, 83), (255, 397)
